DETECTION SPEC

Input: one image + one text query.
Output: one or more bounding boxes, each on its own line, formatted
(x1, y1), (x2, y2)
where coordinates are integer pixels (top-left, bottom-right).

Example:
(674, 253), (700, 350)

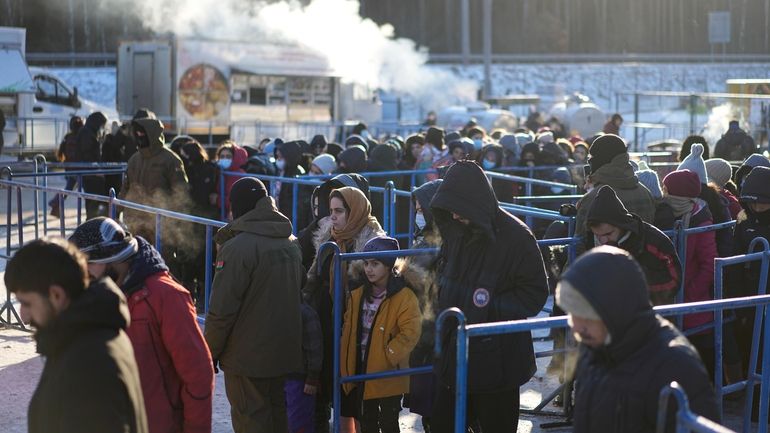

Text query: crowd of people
(6, 107), (770, 433)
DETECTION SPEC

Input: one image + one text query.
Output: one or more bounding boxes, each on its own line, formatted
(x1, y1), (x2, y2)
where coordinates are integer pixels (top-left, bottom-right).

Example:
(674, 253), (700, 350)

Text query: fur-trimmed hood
(307, 215), (386, 282)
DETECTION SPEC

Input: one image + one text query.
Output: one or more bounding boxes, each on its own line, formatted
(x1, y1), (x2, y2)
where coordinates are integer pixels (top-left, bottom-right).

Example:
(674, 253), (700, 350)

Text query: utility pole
(482, 0), (492, 98)
(461, 0), (470, 64)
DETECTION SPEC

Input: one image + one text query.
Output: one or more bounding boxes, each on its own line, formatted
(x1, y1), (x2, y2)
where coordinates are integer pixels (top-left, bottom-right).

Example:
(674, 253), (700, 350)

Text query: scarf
(663, 195), (700, 229)
(329, 187), (379, 293)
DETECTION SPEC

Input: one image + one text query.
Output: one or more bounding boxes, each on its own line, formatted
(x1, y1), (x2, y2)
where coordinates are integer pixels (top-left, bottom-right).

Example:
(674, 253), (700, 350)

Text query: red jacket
(682, 205), (718, 331)
(720, 189), (742, 220)
(126, 271), (214, 433)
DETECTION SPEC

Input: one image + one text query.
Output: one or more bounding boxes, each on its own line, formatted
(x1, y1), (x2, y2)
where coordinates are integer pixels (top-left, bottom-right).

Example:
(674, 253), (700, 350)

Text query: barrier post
(108, 188), (117, 220)
(204, 225), (213, 313)
(32, 156), (40, 239)
(408, 192), (415, 248)
(76, 174), (83, 225)
(16, 186), (24, 247)
(155, 213), (162, 251)
(634, 93), (640, 151)
(435, 308), (468, 433)
(320, 242), (342, 433)
(58, 191), (66, 237)
(41, 156), (49, 235)
(714, 262), (725, 416)
(388, 181), (397, 236)
(383, 182), (393, 235)
(219, 170), (226, 221)
(291, 182), (299, 235)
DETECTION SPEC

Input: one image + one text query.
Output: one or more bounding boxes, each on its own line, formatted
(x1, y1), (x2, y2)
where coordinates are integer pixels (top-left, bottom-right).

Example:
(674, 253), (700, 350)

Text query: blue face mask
(550, 186), (566, 194)
(482, 159), (496, 170)
(217, 158), (232, 170)
(415, 212), (427, 230)
(473, 139), (483, 150)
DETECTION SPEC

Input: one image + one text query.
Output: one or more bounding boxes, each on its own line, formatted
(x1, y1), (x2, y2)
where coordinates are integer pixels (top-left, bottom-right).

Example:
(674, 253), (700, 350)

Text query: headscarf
(329, 187), (379, 293)
(331, 187), (378, 248)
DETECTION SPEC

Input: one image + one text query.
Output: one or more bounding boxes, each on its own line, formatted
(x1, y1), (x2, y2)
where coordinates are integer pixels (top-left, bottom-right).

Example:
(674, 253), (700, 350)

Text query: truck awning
(0, 49), (35, 93)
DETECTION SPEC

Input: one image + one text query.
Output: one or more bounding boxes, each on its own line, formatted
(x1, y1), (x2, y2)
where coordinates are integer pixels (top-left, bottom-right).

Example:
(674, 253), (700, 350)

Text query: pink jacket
(682, 206), (718, 331)
(126, 272), (214, 433)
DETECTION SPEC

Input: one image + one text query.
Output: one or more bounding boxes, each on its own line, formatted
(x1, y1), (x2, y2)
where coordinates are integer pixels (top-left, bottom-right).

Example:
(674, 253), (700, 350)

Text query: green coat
(576, 152), (656, 236)
(205, 196), (304, 378)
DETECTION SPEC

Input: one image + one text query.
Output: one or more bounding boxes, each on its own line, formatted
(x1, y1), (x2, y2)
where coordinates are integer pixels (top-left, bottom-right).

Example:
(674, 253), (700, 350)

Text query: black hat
(325, 142), (343, 158)
(425, 126), (445, 150)
(310, 134), (328, 150)
(230, 177), (269, 219)
(70, 218), (139, 264)
(588, 134), (627, 173)
(741, 166), (770, 205)
(345, 135), (368, 150)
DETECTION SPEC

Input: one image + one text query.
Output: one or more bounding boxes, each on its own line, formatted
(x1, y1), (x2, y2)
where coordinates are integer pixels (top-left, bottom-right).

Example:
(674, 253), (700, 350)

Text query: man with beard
(557, 246), (718, 432)
(5, 237), (147, 433)
(429, 161), (548, 433)
(584, 185), (681, 306)
(70, 217), (214, 433)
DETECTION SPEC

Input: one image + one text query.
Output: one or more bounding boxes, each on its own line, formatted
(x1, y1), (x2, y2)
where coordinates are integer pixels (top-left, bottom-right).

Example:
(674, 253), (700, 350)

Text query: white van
(0, 27), (117, 155)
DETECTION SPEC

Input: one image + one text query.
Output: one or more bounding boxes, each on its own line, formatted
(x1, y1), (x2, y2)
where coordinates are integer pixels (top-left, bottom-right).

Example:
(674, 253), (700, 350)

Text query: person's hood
(345, 134), (368, 150)
(368, 143), (399, 172)
(315, 173), (371, 219)
(278, 140), (303, 169)
(337, 147), (368, 173)
(311, 134), (328, 150)
(740, 166), (770, 215)
(430, 161), (498, 240)
(216, 196), (293, 244)
(499, 134), (519, 154)
(540, 141), (569, 164)
(412, 179), (443, 228)
(226, 144), (249, 171)
(590, 152), (640, 189)
(35, 277), (130, 357)
(521, 141), (540, 158)
(479, 144), (504, 169)
(586, 185), (637, 234)
(560, 246), (657, 362)
(84, 112), (107, 133)
(121, 236), (169, 296)
(132, 118), (165, 156)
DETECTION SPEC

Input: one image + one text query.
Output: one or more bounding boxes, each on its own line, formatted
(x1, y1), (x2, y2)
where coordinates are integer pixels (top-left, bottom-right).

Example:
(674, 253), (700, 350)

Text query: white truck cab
(0, 27), (117, 155)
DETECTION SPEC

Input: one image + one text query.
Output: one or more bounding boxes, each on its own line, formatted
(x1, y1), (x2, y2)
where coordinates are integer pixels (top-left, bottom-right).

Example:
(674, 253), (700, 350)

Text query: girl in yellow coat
(340, 236), (422, 433)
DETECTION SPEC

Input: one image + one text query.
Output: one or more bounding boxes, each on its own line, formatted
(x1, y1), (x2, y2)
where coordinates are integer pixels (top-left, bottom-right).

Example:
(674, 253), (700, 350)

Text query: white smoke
(124, 0), (477, 111)
(702, 103), (740, 146)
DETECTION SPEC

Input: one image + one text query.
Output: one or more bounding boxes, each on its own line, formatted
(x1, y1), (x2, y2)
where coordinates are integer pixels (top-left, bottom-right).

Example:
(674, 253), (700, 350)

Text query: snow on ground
(47, 62), (770, 121)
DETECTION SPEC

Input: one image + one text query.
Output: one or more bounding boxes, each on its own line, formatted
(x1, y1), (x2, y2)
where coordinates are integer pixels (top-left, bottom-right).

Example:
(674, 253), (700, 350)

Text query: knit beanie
(705, 158), (733, 188)
(556, 279), (601, 321)
(635, 161), (662, 199)
(677, 143), (708, 185)
(362, 236), (400, 268)
(229, 177), (268, 219)
(740, 166), (770, 204)
(588, 134), (627, 173)
(663, 169), (701, 198)
(311, 154), (337, 175)
(425, 126), (445, 150)
(69, 217), (139, 264)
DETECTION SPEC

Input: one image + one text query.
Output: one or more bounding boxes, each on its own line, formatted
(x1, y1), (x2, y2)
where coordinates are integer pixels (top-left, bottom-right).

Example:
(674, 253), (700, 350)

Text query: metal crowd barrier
(658, 382), (736, 433)
(0, 178), (226, 330)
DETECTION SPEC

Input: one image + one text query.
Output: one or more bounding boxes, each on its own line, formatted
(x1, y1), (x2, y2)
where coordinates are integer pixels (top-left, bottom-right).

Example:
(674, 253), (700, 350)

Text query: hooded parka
(563, 249), (719, 433)
(430, 161), (549, 392)
(206, 196), (304, 377)
(576, 152), (656, 236)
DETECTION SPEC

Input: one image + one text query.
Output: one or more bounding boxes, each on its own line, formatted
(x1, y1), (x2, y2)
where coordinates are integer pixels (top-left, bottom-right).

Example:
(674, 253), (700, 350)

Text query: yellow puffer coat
(340, 261), (423, 400)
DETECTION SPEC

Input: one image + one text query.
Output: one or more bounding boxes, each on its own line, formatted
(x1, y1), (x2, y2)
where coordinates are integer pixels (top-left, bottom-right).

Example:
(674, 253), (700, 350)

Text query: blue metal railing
(658, 382), (736, 433)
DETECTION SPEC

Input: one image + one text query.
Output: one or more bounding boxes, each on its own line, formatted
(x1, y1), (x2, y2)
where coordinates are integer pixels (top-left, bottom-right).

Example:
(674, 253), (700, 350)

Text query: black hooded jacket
(337, 147), (368, 173)
(430, 161), (548, 392)
(564, 249), (718, 433)
(585, 186), (682, 305)
(368, 144), (402, 228)
(29, 278), (148, 433)
(74, 112), (107, 163)
(278, 140), (312, 231)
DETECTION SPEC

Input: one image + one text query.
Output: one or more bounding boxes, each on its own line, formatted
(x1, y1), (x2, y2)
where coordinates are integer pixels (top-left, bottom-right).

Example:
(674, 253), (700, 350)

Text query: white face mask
(275, 159), (286, 171)
(550, 186), (565, 194)
(415, 212), (427, 230)
(217, 158), (232, 169)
